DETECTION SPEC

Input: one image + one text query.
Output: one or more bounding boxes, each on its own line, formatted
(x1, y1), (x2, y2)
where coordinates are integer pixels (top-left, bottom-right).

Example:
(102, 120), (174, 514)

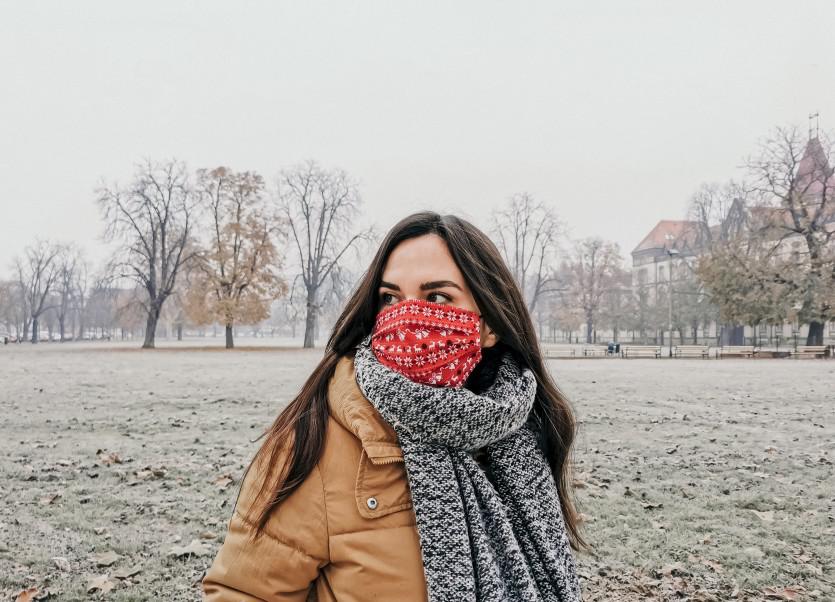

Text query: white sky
(1, 1), (834, 278)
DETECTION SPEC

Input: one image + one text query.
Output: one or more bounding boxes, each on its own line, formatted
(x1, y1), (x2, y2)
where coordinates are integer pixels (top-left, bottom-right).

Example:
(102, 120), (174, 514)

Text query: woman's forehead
(382, 235), (462, 281)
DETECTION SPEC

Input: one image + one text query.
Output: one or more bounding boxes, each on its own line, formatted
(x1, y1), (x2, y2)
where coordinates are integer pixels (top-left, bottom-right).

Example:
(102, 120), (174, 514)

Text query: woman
(202, 211), (587, 601)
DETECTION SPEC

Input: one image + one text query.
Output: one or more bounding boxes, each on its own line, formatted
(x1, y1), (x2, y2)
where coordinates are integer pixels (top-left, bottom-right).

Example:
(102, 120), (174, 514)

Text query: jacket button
(366, 497), (378, 510)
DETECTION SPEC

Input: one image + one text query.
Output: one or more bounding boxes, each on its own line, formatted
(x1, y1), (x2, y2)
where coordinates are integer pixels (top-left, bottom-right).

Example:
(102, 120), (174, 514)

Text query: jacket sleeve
(202, 455), (330, 601)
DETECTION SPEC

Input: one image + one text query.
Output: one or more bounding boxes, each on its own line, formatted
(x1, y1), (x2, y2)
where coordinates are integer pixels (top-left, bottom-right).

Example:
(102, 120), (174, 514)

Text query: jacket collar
(328, 354), (404, 464)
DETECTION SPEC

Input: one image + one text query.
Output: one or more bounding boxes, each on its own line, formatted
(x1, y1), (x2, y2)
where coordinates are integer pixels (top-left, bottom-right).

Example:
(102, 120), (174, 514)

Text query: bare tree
(687, 180), (749, 249)
(97, 158), (198, 348)
(73, 258), (93, 340)
(184, 167), (289, 348)
(745, 126), (835, 344)
(55, 243), (86, 341)
(563, 238), (623, 344)
(319, 262), (362, 338)
(14, 239), (62, 343)
(273, 274), (308, 339)
(275, 160), (373, 348)
(491, 193), (564, 313)
(0, 280), (19, 339)
(597, 264), (633, 343)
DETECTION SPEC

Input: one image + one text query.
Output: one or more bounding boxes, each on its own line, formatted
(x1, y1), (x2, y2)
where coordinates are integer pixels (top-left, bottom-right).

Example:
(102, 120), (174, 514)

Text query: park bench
(620, 345), (661, 358)
(582, 345), (609, 357)
(718, 345), (756, 358)
(673, 345), (710, 359)
(541, 346), (576, 359)
(789, 345), (828, 359)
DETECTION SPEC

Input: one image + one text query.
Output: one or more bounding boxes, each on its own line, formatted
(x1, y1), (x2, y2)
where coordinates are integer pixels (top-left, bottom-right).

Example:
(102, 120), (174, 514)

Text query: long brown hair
(238, 211), (589, 552)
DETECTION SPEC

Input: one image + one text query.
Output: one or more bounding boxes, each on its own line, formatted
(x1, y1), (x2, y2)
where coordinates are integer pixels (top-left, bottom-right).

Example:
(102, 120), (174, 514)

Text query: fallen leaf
(135, 466), (166, 480)
(92, 550), (121, 567)
(762, 585), (806, 600)
(39, 492), (61, 505)
(167, 539), (213, 558)
(86, 574), (115, 594)
(96, 449), (123, 465)
(113, 565), (141, 579)
(213, 474), (235, 489)
(750, 509), (775, 522)
(15, 588), (39, 602)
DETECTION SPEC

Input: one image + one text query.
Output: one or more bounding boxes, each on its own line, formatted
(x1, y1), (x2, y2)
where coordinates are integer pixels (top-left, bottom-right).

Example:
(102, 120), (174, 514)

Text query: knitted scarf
(353, 333), (582, 602)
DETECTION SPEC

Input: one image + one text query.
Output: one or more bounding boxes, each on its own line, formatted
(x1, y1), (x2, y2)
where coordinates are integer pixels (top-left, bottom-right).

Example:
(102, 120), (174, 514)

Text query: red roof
(796, 137), (835, 198)
(632, 220), (701, 255)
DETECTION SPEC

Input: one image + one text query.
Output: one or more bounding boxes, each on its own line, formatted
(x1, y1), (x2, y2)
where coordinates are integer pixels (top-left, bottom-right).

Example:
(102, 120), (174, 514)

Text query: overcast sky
(2, 1), (834, 278)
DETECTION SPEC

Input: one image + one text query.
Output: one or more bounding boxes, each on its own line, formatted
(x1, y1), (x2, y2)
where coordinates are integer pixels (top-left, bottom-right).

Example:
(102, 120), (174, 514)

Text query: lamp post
(664, 234), (679, 357)
(792, 302), (802, 352)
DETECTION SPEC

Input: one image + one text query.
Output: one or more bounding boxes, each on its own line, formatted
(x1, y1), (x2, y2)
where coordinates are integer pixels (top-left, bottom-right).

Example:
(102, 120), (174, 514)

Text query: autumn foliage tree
(185, 167), (288, 349)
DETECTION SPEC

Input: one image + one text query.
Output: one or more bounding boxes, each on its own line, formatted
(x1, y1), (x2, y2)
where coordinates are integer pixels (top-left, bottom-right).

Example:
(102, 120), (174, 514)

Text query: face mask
(370, 298), (483, 388)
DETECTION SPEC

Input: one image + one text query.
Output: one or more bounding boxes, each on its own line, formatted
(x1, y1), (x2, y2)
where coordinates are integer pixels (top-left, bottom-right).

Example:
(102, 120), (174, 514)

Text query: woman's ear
(480, 318), (499, 348)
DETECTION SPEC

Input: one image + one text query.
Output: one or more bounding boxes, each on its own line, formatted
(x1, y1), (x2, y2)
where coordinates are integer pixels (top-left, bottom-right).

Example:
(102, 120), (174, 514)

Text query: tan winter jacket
(202, 354), (429, 601)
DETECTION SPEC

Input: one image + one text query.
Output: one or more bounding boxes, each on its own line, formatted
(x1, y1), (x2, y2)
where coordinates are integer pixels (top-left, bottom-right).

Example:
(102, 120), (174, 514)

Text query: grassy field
(0, 341), (832, 601)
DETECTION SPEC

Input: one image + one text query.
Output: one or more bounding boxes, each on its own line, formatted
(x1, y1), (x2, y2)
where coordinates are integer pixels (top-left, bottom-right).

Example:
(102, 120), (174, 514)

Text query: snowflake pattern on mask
(370, 298), (483, 387)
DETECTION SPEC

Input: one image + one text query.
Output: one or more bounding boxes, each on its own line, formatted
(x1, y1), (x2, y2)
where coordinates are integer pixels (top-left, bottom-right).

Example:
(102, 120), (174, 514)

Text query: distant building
(631, 133), (835, 346)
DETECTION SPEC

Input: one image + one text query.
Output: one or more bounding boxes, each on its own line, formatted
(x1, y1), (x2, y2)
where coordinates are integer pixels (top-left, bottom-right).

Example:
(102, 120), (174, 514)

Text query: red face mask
(370, 298), (483, 388)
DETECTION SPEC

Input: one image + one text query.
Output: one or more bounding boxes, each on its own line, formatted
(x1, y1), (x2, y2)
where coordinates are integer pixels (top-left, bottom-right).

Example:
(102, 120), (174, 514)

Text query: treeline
(508, 122), (835, 347)
(2, 122), (832, 349)
(2, 159), (374, 348)
(690, 125), (835, 346)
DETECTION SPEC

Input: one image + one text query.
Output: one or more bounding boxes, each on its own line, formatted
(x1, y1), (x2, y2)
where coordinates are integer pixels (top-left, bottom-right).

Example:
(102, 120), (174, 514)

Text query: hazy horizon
(2, 1), (834, 278)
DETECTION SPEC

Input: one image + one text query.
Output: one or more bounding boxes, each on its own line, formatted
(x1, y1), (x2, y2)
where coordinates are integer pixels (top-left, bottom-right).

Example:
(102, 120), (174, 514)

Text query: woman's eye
(380, 291), (449, 305)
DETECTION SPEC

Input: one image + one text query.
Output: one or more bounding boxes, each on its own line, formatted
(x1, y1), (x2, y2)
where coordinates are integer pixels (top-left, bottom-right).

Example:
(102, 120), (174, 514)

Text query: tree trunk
(806, 321), (824, 346)
(225, 323), (234, 349)
(721, 324), (744, 346)
(304, 290), (318, 348)
(31, 316), (39, 343)
(177, 323), (183, 341)
(143, 306), (160, 349)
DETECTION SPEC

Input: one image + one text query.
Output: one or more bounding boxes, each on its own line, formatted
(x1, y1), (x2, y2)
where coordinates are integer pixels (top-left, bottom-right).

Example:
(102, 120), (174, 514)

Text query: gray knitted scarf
(353, 333), (582, 602)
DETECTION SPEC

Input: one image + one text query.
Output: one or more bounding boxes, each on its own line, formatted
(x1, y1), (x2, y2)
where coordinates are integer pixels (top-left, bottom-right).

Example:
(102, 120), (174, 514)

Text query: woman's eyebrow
(379, 280), (463, 291)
